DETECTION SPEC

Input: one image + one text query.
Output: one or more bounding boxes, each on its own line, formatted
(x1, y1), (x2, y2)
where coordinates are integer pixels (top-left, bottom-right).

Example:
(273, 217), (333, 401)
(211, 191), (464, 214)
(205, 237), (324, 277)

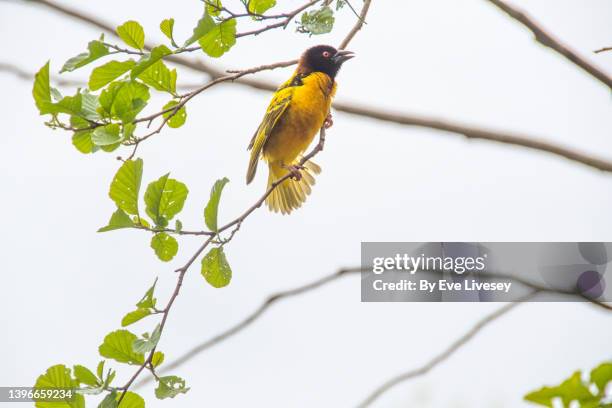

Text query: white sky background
(1, 0), (611, 407)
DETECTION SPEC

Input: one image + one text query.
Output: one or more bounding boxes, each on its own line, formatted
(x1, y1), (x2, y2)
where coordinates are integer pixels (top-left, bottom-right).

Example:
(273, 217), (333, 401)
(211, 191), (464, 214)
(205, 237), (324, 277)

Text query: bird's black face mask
(301, 45), (355, 79)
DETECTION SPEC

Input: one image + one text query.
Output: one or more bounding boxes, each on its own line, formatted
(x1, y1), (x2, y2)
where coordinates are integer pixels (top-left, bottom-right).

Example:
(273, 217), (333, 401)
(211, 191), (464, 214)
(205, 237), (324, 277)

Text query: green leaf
(96, 361), (105, 380)
(138, 60), (177, 95)
(33, 61), (52, 115)
(206, 0), (222, 16)
(99, 390), (118, 408)
(204, 177), (229, 231)
(114, 81), (150, 122)
(144, 173), (189, 225)
(73, 365), (99, 387)
(151, 232), (179, 262)
(524, 371), (595, 407)
(51, 87), (63, 102)
(154, 375), (190, 399)
(298, 6), (335, 35)
(591, 362), (612, 393)
(116, 21), (145, 50)
(98, 81), (150, 122)
(160, 18), (177, 47)
(53, 93), (83, 116)
(60, 40), (109, 73)
(132, 324), (162, 353)
(117, 391), (144, 408)
(175, 219), (183, 233)
(89, 60), (136, 91)
(183, 13), (215, 47)
(109, 158), (143, 216)
(121, 308), (152, 327)
(131, 45), (172, 79)
(34, 364), (84, 408)
(136, 278), (158, 309)
(98, 330), (145, 365)
(98, 208), (135, 232)
(201, 247), (232, 288)
(92, 123), (122, 146)
(72, 129), (95, 154)
(151, 351), (165, 368)
(248, 0), (276, 14)
(162, 100), (187, 128)
(198, 19), (236, 58)
(80, 91), (101, 121)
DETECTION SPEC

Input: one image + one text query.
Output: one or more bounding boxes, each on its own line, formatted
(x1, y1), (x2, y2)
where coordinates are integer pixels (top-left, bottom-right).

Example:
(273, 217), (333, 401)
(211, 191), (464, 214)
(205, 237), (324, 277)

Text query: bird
(246, 45), (354, 215)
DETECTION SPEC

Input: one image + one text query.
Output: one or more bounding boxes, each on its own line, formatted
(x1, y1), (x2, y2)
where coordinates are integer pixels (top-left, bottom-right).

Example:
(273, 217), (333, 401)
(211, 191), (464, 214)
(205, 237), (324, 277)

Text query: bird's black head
(298, 45), (355, 79)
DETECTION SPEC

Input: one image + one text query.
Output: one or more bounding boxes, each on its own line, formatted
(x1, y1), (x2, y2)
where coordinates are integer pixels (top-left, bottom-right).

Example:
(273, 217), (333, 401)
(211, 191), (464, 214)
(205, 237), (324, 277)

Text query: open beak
(332, 50), (355, 65)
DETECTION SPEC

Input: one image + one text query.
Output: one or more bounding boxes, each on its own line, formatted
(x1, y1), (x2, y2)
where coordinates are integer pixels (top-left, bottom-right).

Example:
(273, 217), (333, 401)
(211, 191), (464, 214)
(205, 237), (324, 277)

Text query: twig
(594, 46), (612, 54)
(485, 0), (612, 91)
(132, 224), (214, 236)
(356, 292), (537, 408)
(0, 62), (83, 86)
(338, 0), (371, 50)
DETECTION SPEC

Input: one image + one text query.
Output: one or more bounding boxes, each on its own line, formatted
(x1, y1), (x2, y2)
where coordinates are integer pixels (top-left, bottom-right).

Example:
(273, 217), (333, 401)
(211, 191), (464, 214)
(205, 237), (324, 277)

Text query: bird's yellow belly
(263, 74), (333, 165)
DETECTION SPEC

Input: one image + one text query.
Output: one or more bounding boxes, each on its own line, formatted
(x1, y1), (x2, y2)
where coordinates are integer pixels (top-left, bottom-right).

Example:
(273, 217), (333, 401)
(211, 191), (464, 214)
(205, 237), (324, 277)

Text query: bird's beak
(333, 50), (355, 65)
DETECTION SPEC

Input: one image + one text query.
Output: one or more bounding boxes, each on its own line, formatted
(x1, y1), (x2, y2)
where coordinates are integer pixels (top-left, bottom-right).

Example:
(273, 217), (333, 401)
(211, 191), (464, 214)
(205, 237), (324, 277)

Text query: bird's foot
(282, 164), (304, 181)
(324, 113), (334, 129)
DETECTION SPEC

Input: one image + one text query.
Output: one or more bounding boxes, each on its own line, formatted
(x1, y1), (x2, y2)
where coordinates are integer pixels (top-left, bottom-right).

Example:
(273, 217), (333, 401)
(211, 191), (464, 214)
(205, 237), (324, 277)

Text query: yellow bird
(246, 45), (354, 214)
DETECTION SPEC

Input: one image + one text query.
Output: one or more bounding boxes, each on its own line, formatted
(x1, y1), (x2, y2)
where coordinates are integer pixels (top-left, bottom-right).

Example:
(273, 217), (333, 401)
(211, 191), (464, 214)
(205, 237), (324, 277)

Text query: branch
(118, 127), (330, 401)
(14, 0), (612, 174)
(131, 265), (610, 390)
(0, 62), (83, 87)
(152, 266), (364, 378)
(338, 0), (371, 50)
(594, 46), (612, 54)
(332, 103), (612, 173)
(485, 0), (612, 91)
(356, 293), (536, 408)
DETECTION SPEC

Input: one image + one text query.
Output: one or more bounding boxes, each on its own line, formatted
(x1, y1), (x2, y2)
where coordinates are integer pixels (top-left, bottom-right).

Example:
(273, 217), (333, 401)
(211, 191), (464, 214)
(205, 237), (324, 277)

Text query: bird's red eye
(322, 51), (331, 58)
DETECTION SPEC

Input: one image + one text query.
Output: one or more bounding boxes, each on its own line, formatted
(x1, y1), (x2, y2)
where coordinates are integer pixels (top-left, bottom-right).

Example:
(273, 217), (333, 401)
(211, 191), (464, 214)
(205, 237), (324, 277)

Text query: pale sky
(1, 0), (611, 407)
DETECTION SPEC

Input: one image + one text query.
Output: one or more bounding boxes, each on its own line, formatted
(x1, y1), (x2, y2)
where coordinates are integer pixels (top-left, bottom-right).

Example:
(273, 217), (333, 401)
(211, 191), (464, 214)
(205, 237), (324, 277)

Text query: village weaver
(246, 45), (354, 214)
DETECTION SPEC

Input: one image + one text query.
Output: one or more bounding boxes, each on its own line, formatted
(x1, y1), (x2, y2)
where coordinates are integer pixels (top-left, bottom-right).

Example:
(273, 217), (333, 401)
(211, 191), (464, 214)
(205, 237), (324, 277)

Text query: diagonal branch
(356, 293), (536, 408)
(485, 0), (612, 91)
(130, 265), (610, 390)
(153, 267), (364, 379)
(332, 103), (612, 173)
(594, 46), (612, 54)
(338, 0), (371, 50)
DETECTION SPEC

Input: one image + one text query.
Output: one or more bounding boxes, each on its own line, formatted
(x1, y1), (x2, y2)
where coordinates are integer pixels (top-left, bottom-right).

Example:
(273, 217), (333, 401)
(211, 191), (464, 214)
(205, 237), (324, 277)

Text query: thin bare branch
(485, 0), (612, 91)
(356, 293), (536, 408)
(594, 46), (612, 54)
(338, 0), (371, 50)
(134, 267), (364, 388)
(332, 103), (612, 173)
(0, 62), (83, 86)
(130, 265), (610, 390)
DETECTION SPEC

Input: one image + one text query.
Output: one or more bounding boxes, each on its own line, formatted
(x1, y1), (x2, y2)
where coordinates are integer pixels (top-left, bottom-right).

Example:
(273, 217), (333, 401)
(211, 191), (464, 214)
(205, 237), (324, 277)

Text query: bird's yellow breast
(263, 72), (336, 165)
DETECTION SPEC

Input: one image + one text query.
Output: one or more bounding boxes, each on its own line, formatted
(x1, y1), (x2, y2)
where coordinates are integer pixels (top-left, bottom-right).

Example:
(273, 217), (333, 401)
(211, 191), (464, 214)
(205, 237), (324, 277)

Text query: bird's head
(297, 45), (355, 79)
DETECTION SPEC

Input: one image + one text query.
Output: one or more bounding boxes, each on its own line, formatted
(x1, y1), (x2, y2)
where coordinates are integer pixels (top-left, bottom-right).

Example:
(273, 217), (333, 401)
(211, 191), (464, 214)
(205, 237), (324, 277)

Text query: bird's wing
(246, 81), (295, 184)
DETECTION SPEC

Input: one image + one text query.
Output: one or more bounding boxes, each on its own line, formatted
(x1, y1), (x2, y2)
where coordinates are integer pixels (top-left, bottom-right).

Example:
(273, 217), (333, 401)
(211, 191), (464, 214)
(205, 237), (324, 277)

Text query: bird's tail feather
(266, 160), (321, 215)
